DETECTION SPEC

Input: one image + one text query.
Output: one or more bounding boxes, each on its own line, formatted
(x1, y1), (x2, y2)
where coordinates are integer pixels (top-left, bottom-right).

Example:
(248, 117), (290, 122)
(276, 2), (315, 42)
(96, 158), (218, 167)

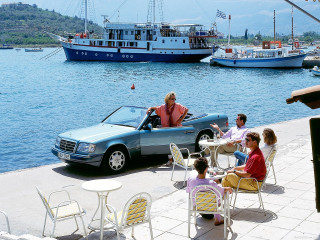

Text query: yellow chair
(188, 185), (231, 239)
(0, 210), (11, 234)
(170, 143), (199, 186)
(36, 187), (87, 238)
(105, 192), (153, 240)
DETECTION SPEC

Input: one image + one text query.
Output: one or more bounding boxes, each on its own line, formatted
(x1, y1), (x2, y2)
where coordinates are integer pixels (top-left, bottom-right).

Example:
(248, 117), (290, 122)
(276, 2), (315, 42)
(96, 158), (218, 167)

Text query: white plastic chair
(231, 147), (277, 215)
(0, 211), (11, 234)
(170, 143), (199, 186)
(265, 146), (277, 184)
(105, 192), (153, 240)
(188, 185), (231, 239)
(36, 187), (87, 238)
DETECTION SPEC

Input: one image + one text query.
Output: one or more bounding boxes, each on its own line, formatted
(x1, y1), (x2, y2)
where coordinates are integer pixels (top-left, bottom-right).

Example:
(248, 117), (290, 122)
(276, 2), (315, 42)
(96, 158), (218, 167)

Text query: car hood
(59, 123), (134, 142)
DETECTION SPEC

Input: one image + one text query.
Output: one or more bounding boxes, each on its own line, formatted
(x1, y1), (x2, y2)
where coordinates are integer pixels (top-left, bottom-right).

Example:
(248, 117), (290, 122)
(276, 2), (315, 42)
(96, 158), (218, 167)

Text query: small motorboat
(311, 66), (320, 76)
(24, 48), (44, 52)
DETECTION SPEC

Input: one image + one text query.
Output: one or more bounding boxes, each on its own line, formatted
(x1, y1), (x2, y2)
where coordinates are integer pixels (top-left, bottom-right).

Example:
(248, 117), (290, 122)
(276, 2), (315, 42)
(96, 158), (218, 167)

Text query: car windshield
(103, 106), (147, 128)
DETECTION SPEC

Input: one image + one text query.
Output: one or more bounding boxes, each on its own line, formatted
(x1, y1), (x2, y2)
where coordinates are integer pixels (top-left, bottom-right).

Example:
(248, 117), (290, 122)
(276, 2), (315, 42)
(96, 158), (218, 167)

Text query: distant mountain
(0, 3), (103, 46)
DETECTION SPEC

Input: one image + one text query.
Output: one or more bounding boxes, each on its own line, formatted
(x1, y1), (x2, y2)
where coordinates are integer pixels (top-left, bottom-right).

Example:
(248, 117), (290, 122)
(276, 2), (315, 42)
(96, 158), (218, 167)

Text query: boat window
(99, 41), (103, 46)
(131, 31), (134, 35)
(183, 40), (185, 43)
(153, 31), (156, 35)
(162, 40), (165, 44)
(125, 31), (128, 35)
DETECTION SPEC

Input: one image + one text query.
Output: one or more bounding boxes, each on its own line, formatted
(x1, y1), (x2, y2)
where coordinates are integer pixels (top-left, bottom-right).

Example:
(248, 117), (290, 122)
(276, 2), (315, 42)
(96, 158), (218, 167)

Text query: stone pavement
(92, 133), (319, 240)
(1, 116), (320, 239)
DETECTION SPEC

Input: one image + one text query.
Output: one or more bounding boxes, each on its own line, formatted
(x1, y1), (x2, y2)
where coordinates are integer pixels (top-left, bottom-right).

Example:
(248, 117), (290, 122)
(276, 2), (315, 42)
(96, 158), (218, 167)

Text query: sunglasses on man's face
(170, 98), (176, 101)
(245, 138), (252, 142)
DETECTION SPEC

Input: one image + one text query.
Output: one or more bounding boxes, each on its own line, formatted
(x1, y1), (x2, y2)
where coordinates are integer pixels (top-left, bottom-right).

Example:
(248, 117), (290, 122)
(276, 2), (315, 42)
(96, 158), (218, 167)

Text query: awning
(286, 85), (320, 109)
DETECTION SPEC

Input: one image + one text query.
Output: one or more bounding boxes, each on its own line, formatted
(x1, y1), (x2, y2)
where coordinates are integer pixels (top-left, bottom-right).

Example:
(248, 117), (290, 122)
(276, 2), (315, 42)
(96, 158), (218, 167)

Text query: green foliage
(214, 31), (320, 46)
(0, 3), (103, 46)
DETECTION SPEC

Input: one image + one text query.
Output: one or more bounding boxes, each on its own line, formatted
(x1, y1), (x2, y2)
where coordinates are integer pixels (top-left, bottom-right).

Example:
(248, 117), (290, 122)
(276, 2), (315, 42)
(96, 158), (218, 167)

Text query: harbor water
(1, 48), (320, 173)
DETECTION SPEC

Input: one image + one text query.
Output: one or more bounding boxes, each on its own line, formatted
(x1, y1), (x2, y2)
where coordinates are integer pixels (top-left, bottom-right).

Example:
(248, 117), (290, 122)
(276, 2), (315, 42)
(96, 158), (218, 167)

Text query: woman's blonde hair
(164, 91), (176, 104)
(263, 128), (277, 145)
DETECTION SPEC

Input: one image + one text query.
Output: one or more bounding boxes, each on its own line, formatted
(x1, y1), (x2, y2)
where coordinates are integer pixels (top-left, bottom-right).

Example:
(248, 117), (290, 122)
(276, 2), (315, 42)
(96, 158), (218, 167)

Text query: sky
(2, 0), (320, 37)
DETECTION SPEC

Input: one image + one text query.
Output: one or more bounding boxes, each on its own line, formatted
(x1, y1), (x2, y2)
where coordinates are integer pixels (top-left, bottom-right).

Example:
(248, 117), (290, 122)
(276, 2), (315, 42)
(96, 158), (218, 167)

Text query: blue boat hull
(62, 46), (211, 62)
(210, 54), (307, 68)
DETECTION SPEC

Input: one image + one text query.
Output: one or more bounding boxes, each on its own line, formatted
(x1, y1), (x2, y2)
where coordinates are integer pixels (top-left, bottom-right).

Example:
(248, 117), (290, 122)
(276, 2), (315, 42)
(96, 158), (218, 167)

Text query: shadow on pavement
(51, 156), (173, 180)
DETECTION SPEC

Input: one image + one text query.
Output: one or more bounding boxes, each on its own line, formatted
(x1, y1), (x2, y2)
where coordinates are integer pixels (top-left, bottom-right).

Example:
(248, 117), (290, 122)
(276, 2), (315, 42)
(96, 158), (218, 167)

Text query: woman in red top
(147, 91), (188, 127)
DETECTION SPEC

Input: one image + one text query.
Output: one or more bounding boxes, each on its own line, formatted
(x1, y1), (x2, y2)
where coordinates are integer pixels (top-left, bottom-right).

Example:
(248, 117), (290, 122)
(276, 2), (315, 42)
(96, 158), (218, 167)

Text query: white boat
(210, 41), (307, 68)
(57, 0), (217, 62)
(0, 44), (13, 49)
(312, 66), (320, 76)
(308, 47), (320, 56)
(24, 48), (44, 52)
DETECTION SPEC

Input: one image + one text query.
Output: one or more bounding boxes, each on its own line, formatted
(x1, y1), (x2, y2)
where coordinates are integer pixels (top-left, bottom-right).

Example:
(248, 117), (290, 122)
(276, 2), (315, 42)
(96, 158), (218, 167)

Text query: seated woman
(186, 157), (232, 226)
(147, 91), (188, 128)
(234, 128), (277, 166)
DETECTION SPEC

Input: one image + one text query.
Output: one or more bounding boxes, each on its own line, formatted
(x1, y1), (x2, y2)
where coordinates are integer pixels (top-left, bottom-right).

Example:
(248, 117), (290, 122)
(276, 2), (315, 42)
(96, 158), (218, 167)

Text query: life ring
(136, 35), (141, 40)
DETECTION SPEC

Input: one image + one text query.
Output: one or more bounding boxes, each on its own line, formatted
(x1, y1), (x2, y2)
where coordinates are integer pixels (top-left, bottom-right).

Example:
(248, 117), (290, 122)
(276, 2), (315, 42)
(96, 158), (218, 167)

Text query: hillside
(0, 3), (104, 46)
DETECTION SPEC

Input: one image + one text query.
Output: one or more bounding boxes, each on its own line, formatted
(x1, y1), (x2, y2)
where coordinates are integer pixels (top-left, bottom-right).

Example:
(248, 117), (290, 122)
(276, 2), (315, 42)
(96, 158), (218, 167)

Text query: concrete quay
(1, 115), (320, 239)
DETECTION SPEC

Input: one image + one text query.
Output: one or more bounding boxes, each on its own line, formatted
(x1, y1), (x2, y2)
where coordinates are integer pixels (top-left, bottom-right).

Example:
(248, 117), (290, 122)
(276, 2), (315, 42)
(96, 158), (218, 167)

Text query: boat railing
(190, 43), (211, 49)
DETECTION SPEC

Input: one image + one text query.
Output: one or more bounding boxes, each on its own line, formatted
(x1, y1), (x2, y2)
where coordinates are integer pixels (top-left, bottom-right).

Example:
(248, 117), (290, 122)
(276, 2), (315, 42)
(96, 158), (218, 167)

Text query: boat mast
(273, 10), (276, 44)
(291, 6), (294, 50)
(227, 15), (231, 46)
(85, 0), (88, 33)
(153, 0), (155, 25)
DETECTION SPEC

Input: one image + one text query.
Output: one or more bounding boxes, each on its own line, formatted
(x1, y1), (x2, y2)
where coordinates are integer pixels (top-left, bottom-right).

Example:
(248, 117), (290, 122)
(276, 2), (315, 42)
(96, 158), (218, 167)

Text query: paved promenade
(1, 115), (320, 239)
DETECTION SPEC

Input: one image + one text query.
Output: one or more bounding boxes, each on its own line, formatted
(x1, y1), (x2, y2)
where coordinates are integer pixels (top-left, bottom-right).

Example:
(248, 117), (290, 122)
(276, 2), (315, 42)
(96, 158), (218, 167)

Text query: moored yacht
(58, 0), (217, 62)
(210, 41), (307, 68)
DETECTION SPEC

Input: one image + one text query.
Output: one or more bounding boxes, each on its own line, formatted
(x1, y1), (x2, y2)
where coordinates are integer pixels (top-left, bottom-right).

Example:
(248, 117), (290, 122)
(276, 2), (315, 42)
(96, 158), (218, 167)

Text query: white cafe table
(198, 139), (228, 168)
(82, 179), (122, 240)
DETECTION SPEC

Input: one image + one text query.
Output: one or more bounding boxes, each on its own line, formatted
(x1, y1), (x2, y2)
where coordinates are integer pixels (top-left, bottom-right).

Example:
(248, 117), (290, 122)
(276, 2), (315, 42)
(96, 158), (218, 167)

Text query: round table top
(82, 179), (122, 193)
(206, 172), (227, 180)
(198, 139), (228, 147)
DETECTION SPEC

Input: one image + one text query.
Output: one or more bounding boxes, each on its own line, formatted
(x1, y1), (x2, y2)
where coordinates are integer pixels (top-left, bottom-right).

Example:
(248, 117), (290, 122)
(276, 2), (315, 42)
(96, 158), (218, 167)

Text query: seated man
(222, 132), (266, 191)
(186, 157), (232, 225)
(208, 113), (249, 166)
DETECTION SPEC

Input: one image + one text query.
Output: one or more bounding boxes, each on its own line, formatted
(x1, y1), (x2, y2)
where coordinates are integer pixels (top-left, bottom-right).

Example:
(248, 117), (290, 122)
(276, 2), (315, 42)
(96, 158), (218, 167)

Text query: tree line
(0, 3), (103, 46)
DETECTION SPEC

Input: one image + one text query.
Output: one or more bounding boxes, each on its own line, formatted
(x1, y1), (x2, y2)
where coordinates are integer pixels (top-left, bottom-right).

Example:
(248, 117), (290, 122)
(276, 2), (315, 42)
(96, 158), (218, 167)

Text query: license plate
(58, 152), (70, 160)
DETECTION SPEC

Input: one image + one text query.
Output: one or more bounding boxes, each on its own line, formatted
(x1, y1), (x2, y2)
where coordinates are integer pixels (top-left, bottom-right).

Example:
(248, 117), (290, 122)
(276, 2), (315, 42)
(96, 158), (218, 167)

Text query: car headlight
(77, 143), (96, 153)
(55, 137), (61, 147)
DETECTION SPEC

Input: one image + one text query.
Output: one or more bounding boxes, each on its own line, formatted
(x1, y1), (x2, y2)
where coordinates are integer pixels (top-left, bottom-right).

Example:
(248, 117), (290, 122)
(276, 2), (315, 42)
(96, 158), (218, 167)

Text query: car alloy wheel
(108, 150), (126, 171)
(196, 131), (213, 151)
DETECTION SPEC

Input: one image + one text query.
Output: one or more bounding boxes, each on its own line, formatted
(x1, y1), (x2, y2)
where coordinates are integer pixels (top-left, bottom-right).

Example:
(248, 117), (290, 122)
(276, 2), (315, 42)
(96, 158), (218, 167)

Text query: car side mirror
(144, 123), (152, 130)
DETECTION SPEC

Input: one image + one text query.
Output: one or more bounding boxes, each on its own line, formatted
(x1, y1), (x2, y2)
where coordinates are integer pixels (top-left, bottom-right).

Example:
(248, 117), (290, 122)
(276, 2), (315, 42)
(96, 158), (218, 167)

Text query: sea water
(1, 48), (319, 173)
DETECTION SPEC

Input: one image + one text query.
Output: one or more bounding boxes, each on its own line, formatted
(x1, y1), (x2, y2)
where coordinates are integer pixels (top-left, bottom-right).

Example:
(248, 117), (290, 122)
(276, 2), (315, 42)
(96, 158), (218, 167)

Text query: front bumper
(51, 147), (103, 167)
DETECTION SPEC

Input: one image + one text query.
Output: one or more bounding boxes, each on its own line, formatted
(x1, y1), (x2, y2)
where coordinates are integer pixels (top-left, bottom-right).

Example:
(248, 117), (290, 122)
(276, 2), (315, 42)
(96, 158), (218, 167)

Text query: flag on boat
(216, 9), (226, 19)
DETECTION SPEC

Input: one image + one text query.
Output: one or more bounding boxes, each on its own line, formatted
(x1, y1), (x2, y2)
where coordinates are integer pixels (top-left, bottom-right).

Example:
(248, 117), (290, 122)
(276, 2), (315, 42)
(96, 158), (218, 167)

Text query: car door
(139, 125), (195, 155)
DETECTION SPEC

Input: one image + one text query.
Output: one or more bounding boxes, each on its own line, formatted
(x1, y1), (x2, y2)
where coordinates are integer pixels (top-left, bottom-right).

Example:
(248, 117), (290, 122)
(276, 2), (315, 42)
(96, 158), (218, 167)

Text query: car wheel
(196, 131), (213, 151)
(102, 147), (128, 173)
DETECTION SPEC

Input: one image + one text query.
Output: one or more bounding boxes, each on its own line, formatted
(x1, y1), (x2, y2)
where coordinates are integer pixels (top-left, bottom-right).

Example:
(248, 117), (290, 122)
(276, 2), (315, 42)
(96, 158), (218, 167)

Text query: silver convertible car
(52, 106), (228, 173)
